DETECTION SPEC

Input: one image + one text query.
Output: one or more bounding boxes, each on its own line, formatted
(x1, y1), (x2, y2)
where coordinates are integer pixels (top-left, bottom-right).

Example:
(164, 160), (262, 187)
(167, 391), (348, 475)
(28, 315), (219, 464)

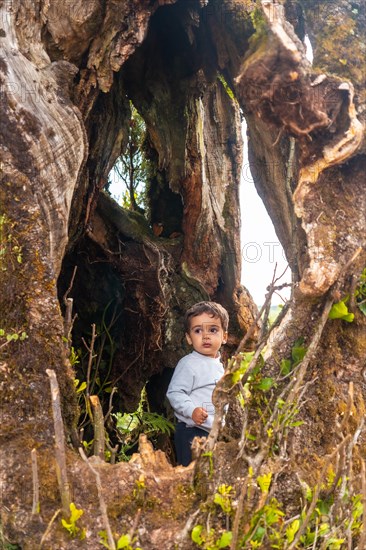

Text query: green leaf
(257, 473), (272, 493)
(329, 300), (354, 322)
(116, 534), (132, 548)
(286, 519), (300, 543)
(252, 526), (265, 542)
(232, 370), (242, 384)
(316, 498), (331, 516)
(291, 344), (307, 365)
(280, 358), (292, 375)
(318, 522), (330, 536)
(69, 502), (83, 522)
(255, 377), (274, 391)
(61, 519), (72, 530)
(326, 539), (345, 550)
(358, 301), (366, 316)
(191, 524), (203, 544)
(218, 531), (232, 548)
(98, 530), (110, 548)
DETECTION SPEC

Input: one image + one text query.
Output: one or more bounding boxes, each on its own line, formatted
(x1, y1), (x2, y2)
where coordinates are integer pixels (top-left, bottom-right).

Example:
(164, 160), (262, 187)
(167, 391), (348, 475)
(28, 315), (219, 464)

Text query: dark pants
(174, 422), (208, 466)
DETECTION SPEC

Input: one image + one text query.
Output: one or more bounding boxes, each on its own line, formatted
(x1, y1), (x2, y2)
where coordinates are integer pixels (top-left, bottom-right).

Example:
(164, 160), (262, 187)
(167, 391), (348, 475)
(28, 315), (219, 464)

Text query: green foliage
(280, 338), (307, 375)
(69, 346), (80, 367)
(232, 352), (274, 393)
(202, 450), (214, 478)
(133, 474), (146, 503)
(74, 302), (119, 447)
(355, 267), (366, 316)
(240, 498), (285, 547)
(0, 213), (22, 271)
(99, 530), (142, 549)
(114, 387), (174, 461)
(0, 522), (21, 550)
(217, 74), (236, 102)
(249, 7), (267, 34)
(108, 103), (150, 212)
(213, 485), (235, 515)
(191, 525), (232, 549)
(0, 328), (28, 350)
(329, 297), (354, 322)
(256, 473), (272, 494)
(61, 503), (86, 540)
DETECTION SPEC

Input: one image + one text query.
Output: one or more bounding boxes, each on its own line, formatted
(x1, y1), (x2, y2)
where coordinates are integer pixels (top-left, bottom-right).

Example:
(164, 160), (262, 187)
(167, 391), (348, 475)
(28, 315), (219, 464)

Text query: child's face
(185, 312), (228, 358)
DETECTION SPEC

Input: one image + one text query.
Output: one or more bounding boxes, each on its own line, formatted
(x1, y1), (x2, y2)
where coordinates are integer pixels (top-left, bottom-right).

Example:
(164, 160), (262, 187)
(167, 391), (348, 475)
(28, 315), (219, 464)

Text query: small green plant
(202, 450), (214, 478)
(328, 297), (354, 322)
(61, 503), (86, 540)
(99, 530), (141, 549)
(114, 387), (174, 461)
(232, 352), (274, 393)
(0, 328), (28, 350)
(213, 485), (235, 515)
(280, 337), (307, 375)
(355, 267), (366, 316)
(191, 525), (232, 549)
(133, 474), (146, 503)
(0, 213), (22, 271)
(240, 497), (285, 547)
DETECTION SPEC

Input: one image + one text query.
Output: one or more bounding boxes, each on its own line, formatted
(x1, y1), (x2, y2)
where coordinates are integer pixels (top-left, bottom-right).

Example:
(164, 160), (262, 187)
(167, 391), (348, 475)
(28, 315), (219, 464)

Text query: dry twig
(90, 394), (105, 460)
(38, 508), (61, 549)
(31, 448), (40, 515)
(78, 447), (116, 550)
(46, 369), (71, 518)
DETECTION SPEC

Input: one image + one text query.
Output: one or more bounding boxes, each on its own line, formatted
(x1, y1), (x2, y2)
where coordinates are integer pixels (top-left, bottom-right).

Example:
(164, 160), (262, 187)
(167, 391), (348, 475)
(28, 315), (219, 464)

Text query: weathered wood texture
(1, 0), (365, 548)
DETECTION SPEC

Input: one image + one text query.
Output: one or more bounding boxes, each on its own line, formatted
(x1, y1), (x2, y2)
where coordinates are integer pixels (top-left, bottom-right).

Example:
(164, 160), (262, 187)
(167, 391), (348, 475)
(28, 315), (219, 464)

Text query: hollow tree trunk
(0, 1), (365, 548)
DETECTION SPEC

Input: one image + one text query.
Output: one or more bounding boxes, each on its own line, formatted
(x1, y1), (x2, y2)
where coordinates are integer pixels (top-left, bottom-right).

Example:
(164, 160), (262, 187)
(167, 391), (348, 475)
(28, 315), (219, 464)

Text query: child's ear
(185, 333), (193, 345)
(222, 331), (228, 344)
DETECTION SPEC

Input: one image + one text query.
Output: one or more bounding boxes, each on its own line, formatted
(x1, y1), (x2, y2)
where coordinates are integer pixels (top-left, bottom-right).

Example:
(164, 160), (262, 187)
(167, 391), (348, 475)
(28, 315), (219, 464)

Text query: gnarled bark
(1, 0), (365, 548)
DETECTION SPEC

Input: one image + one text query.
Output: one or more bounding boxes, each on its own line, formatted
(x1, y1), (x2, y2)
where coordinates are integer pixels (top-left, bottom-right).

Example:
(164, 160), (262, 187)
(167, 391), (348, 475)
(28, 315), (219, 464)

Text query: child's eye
(210, 327), (219, 333)
(193, 328), (202, 334)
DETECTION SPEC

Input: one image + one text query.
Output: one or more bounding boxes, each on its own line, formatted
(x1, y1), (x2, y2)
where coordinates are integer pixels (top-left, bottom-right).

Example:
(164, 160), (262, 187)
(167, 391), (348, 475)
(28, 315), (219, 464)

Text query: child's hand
(192, 407), (208, 425)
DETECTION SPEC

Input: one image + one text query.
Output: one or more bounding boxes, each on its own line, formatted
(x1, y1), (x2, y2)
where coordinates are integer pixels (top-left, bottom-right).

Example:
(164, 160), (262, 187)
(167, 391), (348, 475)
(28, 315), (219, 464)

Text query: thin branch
(78, 447), (116, 550)
(230, 476), (250, 550)
(63, 298), (73, 344)
(174, 508), (201, 547)
(83, 323), (97, 397)
(90, 395), (105, 460)
(63, 266), (77, 307)
(358, 458), (366, 550)
(46, 369), (71, 518)
(288, 435), (352, 550)
(38, 508), (61, 549)
(105, 439), (119, 465)
(31, 448), (40, 515)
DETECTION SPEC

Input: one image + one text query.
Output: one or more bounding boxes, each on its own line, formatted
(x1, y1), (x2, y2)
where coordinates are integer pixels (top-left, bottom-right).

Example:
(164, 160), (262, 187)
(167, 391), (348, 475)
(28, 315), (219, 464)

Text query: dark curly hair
(184, 301), (229, 333)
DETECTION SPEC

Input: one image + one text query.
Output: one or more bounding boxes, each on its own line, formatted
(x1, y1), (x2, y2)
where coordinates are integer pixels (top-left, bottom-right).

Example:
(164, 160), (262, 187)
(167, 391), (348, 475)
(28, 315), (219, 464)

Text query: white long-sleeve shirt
(166, 350), (224, 432)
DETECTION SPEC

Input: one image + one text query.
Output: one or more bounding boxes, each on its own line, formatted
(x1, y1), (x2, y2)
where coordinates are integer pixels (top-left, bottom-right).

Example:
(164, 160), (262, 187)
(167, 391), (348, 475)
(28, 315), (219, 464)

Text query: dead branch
(38, 508), (61, 549)
(359, 458), (366, 550)
(82, 323), (97, 397)
(63, 266), (78, 306)
(78, 447), (116, 550)
(63, 297), (74, 344)
(31, 448), (40, 515)
(288, 435), (352, 550)
(174, 508), (201, 548)
(46, 369), (71, 518)
(230, 476), (250, 550)
(90, 394), (105, 460)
